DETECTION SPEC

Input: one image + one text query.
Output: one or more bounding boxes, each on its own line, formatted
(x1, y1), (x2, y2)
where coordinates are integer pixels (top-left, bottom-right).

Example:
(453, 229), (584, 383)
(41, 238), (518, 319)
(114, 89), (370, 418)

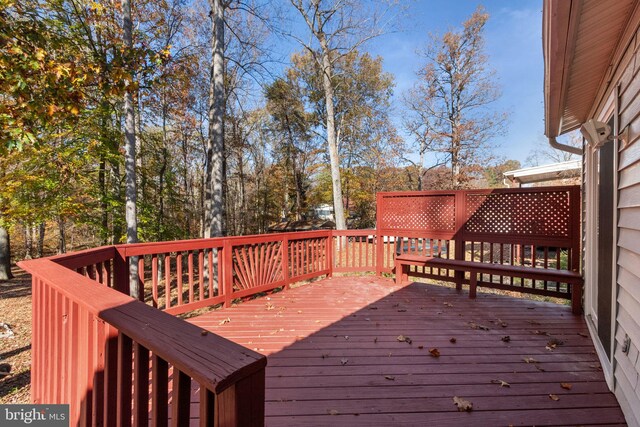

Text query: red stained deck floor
(188, 276), (625, 426)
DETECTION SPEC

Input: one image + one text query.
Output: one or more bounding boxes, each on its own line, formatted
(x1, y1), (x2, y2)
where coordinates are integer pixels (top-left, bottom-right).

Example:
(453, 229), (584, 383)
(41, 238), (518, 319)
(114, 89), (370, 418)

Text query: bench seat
(395, 254), (583, 314)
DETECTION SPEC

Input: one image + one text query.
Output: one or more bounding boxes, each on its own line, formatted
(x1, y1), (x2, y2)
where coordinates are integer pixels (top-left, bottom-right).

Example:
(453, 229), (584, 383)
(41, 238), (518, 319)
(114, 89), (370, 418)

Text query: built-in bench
(395, 254), (583, 315)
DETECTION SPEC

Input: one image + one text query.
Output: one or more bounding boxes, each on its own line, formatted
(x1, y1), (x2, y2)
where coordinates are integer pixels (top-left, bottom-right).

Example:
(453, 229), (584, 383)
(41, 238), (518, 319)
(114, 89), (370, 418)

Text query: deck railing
(20, 256), (266, 427)
(19, 186), (581, 426)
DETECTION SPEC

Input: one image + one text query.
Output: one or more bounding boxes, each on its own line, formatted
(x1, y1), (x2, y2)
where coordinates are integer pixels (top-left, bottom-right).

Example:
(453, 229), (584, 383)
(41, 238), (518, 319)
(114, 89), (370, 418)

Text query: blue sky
(368, 0), (546, 165)
(276, 0), (547, 166)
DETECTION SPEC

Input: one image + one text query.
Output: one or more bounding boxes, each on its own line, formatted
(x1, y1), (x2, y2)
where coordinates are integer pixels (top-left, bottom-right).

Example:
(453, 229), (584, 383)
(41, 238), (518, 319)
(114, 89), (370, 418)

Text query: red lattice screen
(376, 186), (581, 298)
(378, 194), (456, 234)
(464, 190), (572, 238)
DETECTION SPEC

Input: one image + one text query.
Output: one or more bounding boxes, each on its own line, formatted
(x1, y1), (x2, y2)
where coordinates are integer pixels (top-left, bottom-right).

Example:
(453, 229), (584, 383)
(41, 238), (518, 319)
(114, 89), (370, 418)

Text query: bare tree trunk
(122, 0), (139, 297)
(0, 225), (13, 280)
(36, 222), (45, 258)
(24, 224), (33, 260)
(58, 218), (66, 254)
(318, 41), (347, 230)
(205, 0), (225, 238)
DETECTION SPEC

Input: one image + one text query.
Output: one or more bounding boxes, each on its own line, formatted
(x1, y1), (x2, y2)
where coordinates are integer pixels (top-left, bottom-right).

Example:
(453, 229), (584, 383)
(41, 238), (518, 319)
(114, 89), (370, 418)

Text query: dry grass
(0, 266), (31, 404)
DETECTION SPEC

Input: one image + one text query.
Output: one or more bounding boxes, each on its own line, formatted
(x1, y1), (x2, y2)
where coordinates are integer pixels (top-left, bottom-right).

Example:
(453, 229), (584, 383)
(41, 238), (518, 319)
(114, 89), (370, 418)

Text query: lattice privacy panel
(464, 190), (571, 237)
(379, 195), (456, 231)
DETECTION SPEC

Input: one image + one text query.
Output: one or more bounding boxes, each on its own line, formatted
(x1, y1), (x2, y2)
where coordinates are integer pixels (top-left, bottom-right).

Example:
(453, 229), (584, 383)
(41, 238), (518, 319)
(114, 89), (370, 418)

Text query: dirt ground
(0, 266), (31, 404)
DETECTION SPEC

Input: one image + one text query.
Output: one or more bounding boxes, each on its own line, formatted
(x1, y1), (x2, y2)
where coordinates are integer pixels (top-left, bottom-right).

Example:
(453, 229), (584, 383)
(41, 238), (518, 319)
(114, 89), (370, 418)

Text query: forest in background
(1, 1), (572, 278)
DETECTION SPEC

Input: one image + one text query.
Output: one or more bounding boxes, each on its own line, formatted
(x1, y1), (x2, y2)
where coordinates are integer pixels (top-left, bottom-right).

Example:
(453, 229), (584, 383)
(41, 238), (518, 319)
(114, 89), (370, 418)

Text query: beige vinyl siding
(616, 26), (640, 426)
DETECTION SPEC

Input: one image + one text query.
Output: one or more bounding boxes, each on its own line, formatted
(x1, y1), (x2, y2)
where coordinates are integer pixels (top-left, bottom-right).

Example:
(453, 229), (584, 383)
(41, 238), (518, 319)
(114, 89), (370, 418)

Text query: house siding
(615, 24), (640, 427)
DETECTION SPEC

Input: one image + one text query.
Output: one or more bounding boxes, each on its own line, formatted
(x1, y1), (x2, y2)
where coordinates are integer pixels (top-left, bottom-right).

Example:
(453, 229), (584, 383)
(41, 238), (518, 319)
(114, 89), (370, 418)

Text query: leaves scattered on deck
(453, 396), (473, 412)
(397, 335), (412, 344)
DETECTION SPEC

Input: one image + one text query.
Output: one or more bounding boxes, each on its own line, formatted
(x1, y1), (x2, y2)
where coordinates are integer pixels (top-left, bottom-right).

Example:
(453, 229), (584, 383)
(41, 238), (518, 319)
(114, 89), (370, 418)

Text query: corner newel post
(453, 191), (466, 291)
(222, 239), (234, 308)
(113, 246), (130, 295)
(282, 235), (290, 289)
(327, 231), (334, 277)
(375, 193), (383, 276)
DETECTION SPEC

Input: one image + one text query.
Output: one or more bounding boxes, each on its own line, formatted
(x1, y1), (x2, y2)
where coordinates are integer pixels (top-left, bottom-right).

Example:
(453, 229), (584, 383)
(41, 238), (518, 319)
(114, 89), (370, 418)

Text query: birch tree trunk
(122, 0), (139, 297)
(205, 0), (225, 238)
(0, 226), (12, 280)
(318, 37), (346, 230)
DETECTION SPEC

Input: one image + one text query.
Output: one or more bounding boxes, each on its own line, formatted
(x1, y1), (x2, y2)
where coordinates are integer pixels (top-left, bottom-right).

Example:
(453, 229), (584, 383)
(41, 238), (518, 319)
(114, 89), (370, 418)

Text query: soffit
(543, 0), (636, 137)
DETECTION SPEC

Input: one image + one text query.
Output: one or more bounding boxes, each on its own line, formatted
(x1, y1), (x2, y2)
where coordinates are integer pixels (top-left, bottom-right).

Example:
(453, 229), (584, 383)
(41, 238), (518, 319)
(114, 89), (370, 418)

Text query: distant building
(313, 204), (334, 221)
(503, 160), (581, 187)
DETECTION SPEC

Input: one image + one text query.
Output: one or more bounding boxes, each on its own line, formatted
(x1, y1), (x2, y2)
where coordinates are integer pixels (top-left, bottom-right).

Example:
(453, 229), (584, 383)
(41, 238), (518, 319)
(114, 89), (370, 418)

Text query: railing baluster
(152, 355), (169, 427)
(117, 333), (133, 426)
(199, 388), (215, 427)
(165, 254), (171, 309)
(177, 253), (183, 306)
(198, 250), (205, 301)
(138, 256), (145, 302)
(133, 343), (150, 427)
(171, 369), (191, 426)
(152, 255), (159, 308)
(188, 251), (195, 303)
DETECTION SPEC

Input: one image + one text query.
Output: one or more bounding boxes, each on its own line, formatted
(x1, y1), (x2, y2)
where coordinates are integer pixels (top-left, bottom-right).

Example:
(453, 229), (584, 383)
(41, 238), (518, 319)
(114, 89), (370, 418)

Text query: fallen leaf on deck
(450, 337), (457, 344)
(340, 358), (349, 365)
(418, 345), (424, 349)
(374, 337), (378, 343)
(468, 322), (490, 331)
(577, 332), (588, 337)
(535, 365), (546, 372)
(365, 318), (370, 321)
(397, 309), (407, 312)
(560, 383), (572, 390)
(429, 348), (440, 357)
(200, 330), (208, 336)
(321, 354), (329, 359)
(344, 336), (349, 340)
(369, 306), (378, 310)
(219, 317), (231, 325)
(545, 344), (556, 351)
(534, 330), (550, 336)
(392, 303), (400, 308)
(501, 336), (511, 342)
(523, 357), (538, 364)
(498, 319), (508, 328)
(527, 320), (541, 325)
(547, 338), (564, 347)
(549, 394), (560, 401)
(266, 303), (275, 310)
(328, 409), (340, 415)
(297, 310), (303, 314)
(397, 335), (412, 344)
(491, 379), (510, 387)
(453, 396), (473, 412)
(443, 302), (453, 307)
(384, 375), (395, 381)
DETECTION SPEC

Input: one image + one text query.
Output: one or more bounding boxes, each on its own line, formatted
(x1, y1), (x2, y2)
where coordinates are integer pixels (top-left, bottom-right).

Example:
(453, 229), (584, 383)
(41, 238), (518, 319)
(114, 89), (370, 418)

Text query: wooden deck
(188, 276), (625, 426)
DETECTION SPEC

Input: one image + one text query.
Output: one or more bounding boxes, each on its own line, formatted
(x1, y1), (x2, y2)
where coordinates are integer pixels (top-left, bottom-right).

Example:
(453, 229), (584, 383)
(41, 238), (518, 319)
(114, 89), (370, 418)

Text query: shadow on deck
(189, 277), (624, 426)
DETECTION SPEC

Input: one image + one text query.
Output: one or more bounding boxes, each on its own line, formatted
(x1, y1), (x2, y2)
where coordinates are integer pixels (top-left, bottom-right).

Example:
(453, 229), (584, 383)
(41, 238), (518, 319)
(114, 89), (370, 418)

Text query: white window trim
(583, 88), (618, 388)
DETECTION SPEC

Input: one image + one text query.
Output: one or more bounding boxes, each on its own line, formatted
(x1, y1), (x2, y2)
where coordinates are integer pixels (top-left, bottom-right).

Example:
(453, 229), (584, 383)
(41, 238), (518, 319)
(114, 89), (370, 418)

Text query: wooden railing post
(282, 236), (290, 289)
(327, 231), (334, 277)
(222, 239), (234, 307)
(375, 193), (383, 276)
(113, 247), (129, 294)
(454, 191), (466, 291)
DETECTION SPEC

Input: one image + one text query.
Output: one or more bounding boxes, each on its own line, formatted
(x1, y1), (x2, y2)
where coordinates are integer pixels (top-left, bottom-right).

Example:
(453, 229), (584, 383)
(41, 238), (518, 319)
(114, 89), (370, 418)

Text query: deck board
(188, 276), (625, 426)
